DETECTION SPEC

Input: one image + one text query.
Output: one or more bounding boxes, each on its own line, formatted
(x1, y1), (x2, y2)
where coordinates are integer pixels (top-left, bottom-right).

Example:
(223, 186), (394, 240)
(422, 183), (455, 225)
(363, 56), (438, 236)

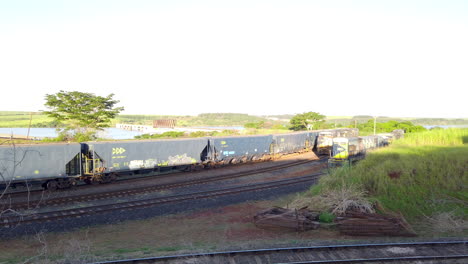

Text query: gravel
(0, 177), (318, 238)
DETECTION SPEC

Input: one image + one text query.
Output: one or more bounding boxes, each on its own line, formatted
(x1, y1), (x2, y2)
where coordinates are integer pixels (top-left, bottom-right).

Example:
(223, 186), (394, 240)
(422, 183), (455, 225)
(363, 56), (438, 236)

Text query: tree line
(41, 91), (429, 142)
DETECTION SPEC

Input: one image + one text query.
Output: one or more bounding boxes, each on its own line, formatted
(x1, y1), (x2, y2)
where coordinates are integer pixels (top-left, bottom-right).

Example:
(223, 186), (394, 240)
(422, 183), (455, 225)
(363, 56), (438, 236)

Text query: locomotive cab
(328, 137), (360, 168)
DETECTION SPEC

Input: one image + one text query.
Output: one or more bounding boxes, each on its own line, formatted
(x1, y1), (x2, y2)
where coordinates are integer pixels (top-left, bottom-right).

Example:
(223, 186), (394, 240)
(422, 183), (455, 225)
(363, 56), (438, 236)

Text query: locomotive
(327, 129), (404, 168)
(0, 128), (359, 191)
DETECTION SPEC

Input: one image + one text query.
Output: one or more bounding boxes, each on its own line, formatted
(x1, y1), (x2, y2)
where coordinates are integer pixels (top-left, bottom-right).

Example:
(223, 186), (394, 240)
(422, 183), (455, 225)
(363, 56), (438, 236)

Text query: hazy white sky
(1, 0), (467, 118)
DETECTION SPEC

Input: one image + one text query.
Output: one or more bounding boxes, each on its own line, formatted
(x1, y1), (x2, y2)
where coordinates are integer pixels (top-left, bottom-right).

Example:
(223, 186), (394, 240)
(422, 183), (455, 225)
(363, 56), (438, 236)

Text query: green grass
(312, 128), (468, 220)
(395, 128), (468, 146)
(0, 112), (54, 127)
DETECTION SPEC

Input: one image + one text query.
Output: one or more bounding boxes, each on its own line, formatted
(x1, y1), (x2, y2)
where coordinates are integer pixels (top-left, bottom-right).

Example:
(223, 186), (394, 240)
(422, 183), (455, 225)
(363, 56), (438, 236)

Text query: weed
(319, 212), (336, 223)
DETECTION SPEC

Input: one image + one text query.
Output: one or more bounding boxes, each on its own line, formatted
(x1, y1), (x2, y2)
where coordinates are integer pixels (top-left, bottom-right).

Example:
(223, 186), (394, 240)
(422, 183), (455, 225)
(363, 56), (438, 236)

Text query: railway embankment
(291, 128), (468, 236)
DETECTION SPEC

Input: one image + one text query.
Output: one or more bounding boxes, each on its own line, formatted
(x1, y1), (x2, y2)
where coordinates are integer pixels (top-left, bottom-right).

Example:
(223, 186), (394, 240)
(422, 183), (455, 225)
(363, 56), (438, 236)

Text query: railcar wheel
(251, 155), (260, 162)
(68, 178), (78, 188)
(84, 178), (100, 185)
(184, 164), (195, 172)
(101, 174), (114, 184)
(109, 173), (118, 182)
(46, 180), (58, 191)
(57, 178), (71, 189)
(205, 161), (215, 169)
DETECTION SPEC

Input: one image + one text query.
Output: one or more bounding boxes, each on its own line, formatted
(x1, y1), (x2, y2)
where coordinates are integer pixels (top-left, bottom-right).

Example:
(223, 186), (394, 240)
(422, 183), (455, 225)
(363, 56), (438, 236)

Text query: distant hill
(115, 113), (276, 127)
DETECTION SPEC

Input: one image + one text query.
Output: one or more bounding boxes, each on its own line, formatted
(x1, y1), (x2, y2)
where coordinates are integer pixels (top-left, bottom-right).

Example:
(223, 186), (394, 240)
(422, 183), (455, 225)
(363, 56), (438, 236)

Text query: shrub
(135, 131), (186, 139)
(188, 131), (214, 137)
(319, 212), (336, 223)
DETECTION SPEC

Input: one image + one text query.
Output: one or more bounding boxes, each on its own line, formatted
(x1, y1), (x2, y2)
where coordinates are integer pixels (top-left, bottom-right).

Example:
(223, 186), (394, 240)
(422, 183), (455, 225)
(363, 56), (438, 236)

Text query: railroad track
(2, 159), (323, 212)
(0, 172), (323, 228)
(92, 241), (467, 264)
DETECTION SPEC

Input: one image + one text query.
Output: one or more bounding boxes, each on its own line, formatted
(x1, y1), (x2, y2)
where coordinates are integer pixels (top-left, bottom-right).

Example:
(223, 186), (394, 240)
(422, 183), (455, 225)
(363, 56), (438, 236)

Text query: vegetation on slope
(296, 129), (468, 229)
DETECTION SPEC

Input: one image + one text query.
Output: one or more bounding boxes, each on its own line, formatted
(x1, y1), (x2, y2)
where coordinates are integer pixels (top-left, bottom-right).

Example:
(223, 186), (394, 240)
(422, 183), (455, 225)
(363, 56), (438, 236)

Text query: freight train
(0, 128), (359, 191)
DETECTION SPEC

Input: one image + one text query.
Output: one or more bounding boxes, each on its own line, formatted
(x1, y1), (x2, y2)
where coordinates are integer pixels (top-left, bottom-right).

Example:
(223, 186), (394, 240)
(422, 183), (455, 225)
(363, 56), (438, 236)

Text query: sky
(0, 0), (467, 118)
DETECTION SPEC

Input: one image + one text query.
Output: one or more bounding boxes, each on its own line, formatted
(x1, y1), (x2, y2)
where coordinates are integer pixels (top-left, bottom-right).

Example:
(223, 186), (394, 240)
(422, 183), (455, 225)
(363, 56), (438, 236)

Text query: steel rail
(3, 158), (324, 211)
(91, 240), (467, 264)
(0, 172), (323, 227)
(284, 255), (468, 263)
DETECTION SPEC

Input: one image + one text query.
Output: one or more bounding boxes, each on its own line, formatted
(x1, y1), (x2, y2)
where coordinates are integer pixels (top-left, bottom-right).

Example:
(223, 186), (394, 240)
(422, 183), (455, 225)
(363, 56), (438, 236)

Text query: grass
(394, 128), (468, 146)
(0, 112), (54, 128)
(302, 128), (468, 223)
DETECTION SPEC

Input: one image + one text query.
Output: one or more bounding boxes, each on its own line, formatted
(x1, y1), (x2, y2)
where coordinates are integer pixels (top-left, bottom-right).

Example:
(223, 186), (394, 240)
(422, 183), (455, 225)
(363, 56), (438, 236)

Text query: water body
(0, 126), (245, 140)
(0, 128), (146, 140)
(0, 127), (56, 138)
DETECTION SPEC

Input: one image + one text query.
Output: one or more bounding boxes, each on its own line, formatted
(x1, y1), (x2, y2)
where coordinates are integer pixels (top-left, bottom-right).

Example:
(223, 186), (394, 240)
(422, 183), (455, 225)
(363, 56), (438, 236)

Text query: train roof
(84, 137), (209, 144)
(0, 142), (81, 148)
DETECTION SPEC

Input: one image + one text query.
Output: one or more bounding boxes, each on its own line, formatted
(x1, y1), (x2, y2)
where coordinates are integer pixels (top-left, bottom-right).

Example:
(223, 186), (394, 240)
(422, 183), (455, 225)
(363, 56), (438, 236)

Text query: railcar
(208, 135), (273, 166)
(0, 143), (82, 190)
(271, 131), (319, 157)
(336, 128), (359, 137)
(82, 138), (210, 184)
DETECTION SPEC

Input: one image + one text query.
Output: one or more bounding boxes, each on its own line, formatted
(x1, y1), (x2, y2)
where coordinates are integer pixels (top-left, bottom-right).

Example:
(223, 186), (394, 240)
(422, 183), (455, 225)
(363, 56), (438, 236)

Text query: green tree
(289, 112), (325, 131)
(44, 90), (124, 140)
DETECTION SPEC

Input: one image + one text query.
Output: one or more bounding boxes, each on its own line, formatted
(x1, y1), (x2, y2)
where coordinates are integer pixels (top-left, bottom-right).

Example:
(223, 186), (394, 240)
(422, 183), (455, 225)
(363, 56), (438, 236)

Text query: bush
(244, 121), (264, 129)
(319, 212), (336, 223)
(212, 130), (240, 136)
(134, 131), (186, 139)
(188, 131), (214, 137)
(41, 130), (96, 142)
(74, 132), (96, 142)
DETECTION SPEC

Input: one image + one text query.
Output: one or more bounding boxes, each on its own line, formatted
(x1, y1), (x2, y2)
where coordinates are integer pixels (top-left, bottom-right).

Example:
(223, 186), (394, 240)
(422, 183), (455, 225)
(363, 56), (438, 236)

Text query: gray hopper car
(208, 135), (273, 165)
(0, 143), (82, 189)
(271, 132), (319, 156)
(83, 138), (209, 183)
